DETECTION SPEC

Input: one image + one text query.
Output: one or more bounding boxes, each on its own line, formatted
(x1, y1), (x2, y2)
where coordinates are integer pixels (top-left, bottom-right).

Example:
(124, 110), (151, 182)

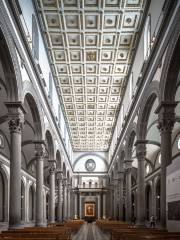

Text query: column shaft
(67, 187), (71, 218)
(110, 186), (114, 218)
(118, 172), (124, 221)
(113, 181), (118, 219)
(63, 185), (67, 219)
(98, 195), (101, 219)
(160, 130), (171, 228)
(74, 193), (78, 219)
(34, 142), (45, 227)
(57, 180), (62, 222)
(5, 103), (25, 229)
(151, 179), (156, 216)
(9, 122), (22, 228)
(155, 102), (176, 228)
(36, 155), (44, 226)
(79, 193), (82, 219)
(102, 193), (106, 218)
(136, 142), (146, 226)
(125, 168), (132, 222)
(49, 170), (55, 223)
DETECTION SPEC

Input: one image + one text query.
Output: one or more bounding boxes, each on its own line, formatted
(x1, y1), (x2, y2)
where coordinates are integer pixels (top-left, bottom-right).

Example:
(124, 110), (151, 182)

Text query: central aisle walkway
(72, 222), (110, 240)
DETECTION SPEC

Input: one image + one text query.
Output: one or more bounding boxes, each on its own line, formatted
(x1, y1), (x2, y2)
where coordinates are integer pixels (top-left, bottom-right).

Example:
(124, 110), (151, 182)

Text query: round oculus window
(85, 159), (96, 172)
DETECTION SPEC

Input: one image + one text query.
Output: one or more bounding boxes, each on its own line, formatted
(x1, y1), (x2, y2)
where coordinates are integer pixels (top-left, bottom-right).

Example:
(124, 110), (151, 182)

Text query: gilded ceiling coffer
(87, 51), (96, 61)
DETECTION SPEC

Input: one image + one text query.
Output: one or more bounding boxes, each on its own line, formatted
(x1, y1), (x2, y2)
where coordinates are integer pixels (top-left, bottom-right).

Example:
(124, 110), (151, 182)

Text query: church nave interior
(0, 0), (180, 239)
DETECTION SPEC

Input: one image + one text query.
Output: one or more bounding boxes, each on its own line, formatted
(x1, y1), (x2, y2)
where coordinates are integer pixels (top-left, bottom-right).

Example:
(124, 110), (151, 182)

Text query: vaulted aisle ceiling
(37, 0), (145, 151)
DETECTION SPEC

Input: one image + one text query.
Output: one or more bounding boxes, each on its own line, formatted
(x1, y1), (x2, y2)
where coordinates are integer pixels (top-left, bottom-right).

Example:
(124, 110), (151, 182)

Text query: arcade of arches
(0, 0), (180, 236)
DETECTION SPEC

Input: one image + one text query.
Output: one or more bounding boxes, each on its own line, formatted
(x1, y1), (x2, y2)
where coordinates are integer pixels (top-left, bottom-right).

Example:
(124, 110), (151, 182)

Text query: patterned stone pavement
(72, 222), (110, 240)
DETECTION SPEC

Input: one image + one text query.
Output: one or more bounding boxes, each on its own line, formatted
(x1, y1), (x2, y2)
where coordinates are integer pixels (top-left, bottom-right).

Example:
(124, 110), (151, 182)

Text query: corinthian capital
(33, 140), (46, 158)
(118, 171), (124, 181)
(48, 160), (57, 174)
(5, 102), (26, 133)
(8, 118), (24, 133)
(56, 169), (63, 182)
(124, 159), (132, 170)
(135, 140), (147, 160)
(155, 101), (177, 133)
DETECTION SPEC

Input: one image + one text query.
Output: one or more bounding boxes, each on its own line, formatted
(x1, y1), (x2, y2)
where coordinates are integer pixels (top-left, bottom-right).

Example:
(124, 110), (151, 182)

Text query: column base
(49, 220), (55, 224)
(35, 222), (47, 227)
(135, 221), (146, 228)
(8, 223), (24, 230)
(160, 223), (167, 230)
(57, 219), (63, 222)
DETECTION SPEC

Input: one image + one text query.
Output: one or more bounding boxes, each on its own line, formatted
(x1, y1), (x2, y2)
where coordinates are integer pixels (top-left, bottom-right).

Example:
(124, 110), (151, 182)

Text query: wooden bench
(1, 227), (71, 240)
(0, 220), (85, 240)
(96, 220), (180, 240)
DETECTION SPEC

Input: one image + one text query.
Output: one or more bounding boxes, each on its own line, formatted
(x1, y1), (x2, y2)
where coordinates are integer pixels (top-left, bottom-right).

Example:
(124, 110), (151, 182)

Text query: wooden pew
(96, 219), (180, 240)
(0, 220), (85, 240)
(1, 227), (71, 240)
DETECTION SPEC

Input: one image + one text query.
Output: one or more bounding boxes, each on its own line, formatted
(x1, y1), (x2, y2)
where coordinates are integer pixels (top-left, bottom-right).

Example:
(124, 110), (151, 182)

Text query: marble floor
(72, 222), (110, 240)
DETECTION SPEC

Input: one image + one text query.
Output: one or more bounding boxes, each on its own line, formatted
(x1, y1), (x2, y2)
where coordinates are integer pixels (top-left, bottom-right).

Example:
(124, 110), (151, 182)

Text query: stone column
(74, 189), (78, 219)
(62, 178), (67, 220)
(43, 191), (46, 223)
(118, 171), (124, 221)
(155, 102), (176, 228)
(79, 193), (82, 219)
(124, 160), (132, 222)
(48, 160), (56, 223)
(67, 181), (71, 219)
(102, 192), (106, 219)
(56, 169), (63, 222)
(135, 140), (146, 226)
(109, 183), (114, 218)
(113, 179), (118, 219)
(34, 141), (46, 227)
(5, 102), (25, 229)
(151, 179), (156, 217)
(98, 194), (101, 219)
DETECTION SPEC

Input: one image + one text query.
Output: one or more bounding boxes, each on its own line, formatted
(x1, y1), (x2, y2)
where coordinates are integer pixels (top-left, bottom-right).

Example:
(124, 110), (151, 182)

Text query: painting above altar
(85, 203), (95, 217)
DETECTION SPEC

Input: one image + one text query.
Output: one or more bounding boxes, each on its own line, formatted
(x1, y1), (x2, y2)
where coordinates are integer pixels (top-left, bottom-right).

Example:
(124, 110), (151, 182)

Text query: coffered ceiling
(37, 0), (145, 151)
